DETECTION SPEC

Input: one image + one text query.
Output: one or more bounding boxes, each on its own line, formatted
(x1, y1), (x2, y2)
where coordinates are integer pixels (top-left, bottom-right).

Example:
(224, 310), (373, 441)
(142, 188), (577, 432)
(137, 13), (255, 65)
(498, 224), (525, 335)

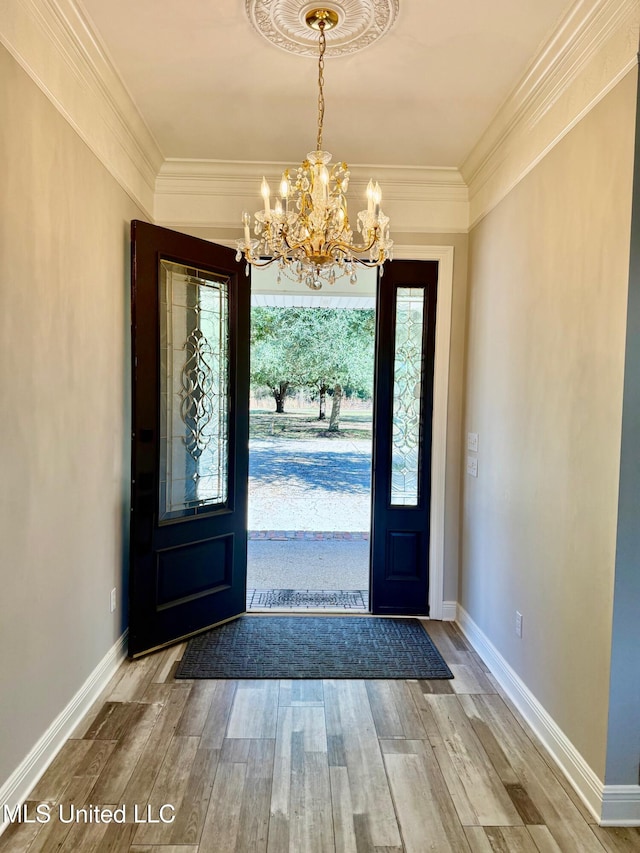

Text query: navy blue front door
(370, 261), (438, 615)
(129, 221), (250, 657)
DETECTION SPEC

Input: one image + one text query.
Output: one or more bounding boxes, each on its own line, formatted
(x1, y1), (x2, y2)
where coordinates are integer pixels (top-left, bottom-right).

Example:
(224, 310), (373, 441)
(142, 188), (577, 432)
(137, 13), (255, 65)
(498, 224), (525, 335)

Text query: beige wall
(0, 44), (143, 786)
(461, 69), (637, 779)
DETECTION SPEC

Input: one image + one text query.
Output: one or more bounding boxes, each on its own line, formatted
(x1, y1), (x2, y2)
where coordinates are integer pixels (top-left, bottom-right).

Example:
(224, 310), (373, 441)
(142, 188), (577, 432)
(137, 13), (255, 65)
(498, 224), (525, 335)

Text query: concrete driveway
(247, 437), (372, 532)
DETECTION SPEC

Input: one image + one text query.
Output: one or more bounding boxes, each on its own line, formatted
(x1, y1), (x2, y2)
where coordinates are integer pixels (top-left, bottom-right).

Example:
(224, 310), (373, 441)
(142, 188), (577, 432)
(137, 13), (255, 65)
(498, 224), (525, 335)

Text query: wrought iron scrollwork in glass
(180, 326), (217, 460)
(158, 261), (230, 521)
(390, 287), (424, 506)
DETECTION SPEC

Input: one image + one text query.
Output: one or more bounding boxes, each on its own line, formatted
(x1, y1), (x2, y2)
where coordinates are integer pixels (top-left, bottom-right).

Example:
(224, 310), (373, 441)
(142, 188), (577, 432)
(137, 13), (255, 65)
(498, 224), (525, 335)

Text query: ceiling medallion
(245, 0), (399, 57)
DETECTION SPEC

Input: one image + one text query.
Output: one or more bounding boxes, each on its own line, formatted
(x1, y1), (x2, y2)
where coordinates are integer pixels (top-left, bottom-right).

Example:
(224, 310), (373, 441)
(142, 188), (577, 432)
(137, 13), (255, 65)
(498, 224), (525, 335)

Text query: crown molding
(7, 0), (634, 236)
(0, 0), (163, 218)
(155, 159), (470, 234)
(156, 158), (467, 200)
(462, 0), (640, 228)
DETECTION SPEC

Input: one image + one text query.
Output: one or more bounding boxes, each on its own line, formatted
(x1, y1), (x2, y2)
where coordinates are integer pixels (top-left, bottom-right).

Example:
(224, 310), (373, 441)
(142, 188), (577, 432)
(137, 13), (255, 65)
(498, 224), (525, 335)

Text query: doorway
(246, 266), (377, 612)
(128, 221), (440, 656)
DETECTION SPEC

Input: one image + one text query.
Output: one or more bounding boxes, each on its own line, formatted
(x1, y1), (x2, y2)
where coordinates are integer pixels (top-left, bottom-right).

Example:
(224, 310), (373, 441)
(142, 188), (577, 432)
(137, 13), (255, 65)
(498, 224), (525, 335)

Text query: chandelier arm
(351, 257), (387, 268)
(247, 232), (326, 263)
(242, 253), (281, 269)
(324, 231), (383, 256)
(270, 227), (386, 260)
(274, 232), (316, 258)
(244, 242), (388, 272)
(246, 246), (384, 271)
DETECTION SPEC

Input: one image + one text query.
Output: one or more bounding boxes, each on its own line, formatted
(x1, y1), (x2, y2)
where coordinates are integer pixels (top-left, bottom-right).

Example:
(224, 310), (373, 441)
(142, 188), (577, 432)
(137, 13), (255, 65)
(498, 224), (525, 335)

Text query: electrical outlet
(515, 611), (523, 638)
(467, 432), (479, 452)
(466, 456), (478, 477)
(110, 588), (117, 613)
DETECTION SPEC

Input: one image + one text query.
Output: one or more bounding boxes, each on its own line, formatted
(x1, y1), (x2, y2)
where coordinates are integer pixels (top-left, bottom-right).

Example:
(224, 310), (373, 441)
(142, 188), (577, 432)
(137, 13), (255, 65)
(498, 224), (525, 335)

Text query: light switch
(466, 456), (478, 477)
(467, 432), (479, 452)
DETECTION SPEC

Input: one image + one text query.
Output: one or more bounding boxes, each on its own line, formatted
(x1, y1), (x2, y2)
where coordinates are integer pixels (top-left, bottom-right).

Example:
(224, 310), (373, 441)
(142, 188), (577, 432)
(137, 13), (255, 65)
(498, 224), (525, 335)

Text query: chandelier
(236, 8), (393, 291)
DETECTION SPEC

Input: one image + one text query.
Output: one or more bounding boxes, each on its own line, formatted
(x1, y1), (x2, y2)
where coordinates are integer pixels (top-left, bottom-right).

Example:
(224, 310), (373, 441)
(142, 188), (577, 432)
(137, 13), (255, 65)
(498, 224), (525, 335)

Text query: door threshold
(246, 608), (372, 616)
(246, 588), (368, 612)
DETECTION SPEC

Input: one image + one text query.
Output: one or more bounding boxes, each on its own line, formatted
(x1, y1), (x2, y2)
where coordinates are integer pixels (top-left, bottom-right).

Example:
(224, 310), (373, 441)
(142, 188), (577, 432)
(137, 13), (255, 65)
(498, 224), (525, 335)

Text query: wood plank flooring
(1, 620), (638, 852)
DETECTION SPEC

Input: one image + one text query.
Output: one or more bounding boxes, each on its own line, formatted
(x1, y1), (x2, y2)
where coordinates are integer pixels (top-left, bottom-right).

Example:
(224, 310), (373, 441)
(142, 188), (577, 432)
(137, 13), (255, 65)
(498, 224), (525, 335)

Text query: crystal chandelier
(236, 8), (393, 291)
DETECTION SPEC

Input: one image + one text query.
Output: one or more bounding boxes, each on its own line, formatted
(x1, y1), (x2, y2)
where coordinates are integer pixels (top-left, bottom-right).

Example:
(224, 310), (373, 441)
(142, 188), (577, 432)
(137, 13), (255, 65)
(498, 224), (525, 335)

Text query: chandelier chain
(317, 20), (326, 151)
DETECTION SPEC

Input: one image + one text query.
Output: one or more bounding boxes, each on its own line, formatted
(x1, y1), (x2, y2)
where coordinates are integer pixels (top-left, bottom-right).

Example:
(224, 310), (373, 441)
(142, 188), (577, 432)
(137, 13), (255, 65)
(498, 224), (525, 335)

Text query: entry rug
(175, 616), (454, 680)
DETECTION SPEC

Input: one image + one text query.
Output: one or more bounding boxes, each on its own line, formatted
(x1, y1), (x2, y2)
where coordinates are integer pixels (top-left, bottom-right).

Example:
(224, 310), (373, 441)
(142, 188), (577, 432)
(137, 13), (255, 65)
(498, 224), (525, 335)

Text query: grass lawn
(250, 407), (373, 440)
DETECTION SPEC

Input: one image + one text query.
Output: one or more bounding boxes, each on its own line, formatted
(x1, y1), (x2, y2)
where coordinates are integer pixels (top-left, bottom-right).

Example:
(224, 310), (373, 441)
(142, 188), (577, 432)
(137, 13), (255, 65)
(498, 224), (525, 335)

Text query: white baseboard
(456, 607), (639, 826)
(600, 786), (640, 825)
(0, 631), (128, 836)
(441, 601), (457, 621)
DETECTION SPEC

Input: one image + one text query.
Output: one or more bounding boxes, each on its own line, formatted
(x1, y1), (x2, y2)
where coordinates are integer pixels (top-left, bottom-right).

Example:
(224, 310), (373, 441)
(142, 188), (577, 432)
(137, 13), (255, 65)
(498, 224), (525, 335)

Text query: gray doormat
(246, 588), (367, 610)
(174, 615), (454, 680)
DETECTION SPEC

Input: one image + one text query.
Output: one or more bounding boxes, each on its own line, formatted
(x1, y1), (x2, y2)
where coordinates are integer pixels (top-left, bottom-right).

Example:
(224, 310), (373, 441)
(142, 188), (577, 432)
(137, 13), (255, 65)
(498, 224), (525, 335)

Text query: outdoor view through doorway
(247, 266), (377, 612)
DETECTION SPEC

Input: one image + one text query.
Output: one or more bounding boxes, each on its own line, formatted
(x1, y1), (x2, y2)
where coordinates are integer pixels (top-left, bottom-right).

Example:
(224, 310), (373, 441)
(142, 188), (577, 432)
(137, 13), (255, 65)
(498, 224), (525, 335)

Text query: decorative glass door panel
(159, 261), (230, 522)
(390, 288), (425, 507)
(370, 262), (438, 616)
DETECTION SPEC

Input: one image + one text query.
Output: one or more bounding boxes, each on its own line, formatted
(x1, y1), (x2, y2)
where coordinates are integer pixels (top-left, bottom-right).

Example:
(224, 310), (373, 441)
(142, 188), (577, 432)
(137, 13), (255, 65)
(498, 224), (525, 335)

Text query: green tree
(250, 307), (304, 413)
(250, 338), (291, 413)
(250, 306), (375, 426)
(295, 308), (374, 430)
(329, 311), (375, 430)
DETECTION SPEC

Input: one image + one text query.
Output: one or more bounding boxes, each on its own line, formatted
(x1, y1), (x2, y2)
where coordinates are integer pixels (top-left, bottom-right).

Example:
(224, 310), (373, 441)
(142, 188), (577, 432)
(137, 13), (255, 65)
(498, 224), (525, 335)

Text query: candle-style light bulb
(280, 173), (289, 215)
(366, 179), (375, 214)
(242, 211), (251, 247)
(373, 182), (381, 221)
(261, 177), (271, 215)
(318, 166), (329, 204)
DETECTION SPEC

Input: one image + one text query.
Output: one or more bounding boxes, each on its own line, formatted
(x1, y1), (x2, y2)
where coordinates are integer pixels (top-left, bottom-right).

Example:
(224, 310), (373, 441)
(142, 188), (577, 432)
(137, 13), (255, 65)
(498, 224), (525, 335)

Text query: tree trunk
(318, 384), (328, 420)
(273, 382), (288, 413)
(328, 384), (342, 431)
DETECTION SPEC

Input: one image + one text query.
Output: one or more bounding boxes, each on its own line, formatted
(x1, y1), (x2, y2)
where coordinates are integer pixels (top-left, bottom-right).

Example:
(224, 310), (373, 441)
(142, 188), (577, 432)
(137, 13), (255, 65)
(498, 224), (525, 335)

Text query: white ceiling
(80, 0), (574, 168)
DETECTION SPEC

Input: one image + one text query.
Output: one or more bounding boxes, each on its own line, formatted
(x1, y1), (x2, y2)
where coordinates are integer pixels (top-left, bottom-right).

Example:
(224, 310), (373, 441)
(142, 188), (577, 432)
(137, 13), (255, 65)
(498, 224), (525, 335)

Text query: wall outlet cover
(515, 610), (523, 637)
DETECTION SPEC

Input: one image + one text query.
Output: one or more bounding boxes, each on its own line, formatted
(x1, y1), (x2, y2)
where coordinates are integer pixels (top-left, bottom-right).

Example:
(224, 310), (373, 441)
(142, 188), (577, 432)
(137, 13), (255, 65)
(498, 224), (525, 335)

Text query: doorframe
(220, 240), (454, 620)
(391, 244), (454, 620)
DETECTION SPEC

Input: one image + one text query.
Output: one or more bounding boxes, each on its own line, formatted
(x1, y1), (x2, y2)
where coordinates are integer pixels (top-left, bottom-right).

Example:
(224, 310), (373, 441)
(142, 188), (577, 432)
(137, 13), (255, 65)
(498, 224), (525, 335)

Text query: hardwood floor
(1, 621), (638, 852)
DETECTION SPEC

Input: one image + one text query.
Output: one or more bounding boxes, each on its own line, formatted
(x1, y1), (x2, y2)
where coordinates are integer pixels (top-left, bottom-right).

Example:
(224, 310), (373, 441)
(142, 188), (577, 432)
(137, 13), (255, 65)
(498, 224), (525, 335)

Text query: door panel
(370, 261), (438, 615)
(129, 221), (249, 657)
